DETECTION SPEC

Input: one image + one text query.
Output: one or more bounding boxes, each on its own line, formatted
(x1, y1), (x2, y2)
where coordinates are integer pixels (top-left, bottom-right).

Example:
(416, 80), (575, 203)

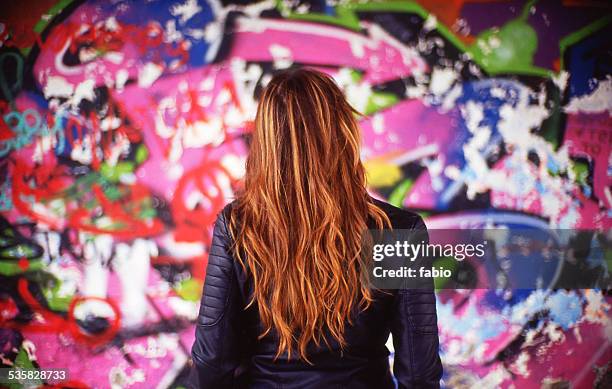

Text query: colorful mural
(0, 0), (610, 388)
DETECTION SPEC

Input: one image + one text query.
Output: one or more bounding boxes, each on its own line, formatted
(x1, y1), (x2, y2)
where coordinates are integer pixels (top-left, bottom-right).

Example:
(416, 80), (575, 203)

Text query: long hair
(228, 67), (390, 362)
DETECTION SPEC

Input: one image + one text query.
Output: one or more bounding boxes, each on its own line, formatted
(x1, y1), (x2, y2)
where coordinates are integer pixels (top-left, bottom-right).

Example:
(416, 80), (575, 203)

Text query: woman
(189, 68), (442, 388)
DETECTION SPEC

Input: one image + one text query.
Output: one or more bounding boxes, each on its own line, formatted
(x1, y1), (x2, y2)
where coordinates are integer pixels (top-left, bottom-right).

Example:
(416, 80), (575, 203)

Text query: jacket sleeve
(189, 208), (244, 388)
(391, 216), (443, 389)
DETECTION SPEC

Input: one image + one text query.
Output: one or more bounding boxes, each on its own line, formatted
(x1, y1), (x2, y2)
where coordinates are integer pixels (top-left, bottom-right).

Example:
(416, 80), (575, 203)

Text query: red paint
(67, 296), (121, 347)
(0, 23), (43, 50)
(38, 20), (189, 68)
(0, 296), (18, 320)
(11, 157), (165, 239)
(171, 160), (234, 243)
(39, 381), (91, 389)
(17, 256), (29, 270)
(88, 112), (100, 171)
(1, 0), (56, 49)
(553, 58), (561, 72)
(1, 279), (121, 348)
(107, 98), (144, 143)
(0, 100), (14, 141)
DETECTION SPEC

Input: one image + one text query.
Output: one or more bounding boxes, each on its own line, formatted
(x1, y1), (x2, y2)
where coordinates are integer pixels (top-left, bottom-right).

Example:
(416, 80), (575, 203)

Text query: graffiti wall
(0, 0), (610, 387)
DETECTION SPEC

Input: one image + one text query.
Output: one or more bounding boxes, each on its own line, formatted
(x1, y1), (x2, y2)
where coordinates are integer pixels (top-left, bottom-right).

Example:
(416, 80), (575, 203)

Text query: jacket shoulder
(369, 197), (426, 230)
(199, 201), (238, 326)
(213, 200), (239, 236)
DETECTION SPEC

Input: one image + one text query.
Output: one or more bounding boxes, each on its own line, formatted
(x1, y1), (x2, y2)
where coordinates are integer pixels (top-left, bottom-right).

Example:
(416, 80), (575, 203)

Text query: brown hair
(228, 67), (389, 362)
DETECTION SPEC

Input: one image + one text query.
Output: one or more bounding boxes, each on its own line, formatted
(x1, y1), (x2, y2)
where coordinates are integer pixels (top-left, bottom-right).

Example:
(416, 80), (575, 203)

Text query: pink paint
(230, 18), (427, 84)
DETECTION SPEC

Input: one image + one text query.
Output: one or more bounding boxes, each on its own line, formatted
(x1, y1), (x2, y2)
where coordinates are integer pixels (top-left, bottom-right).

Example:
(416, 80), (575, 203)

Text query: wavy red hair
(228, 67), (389, 362)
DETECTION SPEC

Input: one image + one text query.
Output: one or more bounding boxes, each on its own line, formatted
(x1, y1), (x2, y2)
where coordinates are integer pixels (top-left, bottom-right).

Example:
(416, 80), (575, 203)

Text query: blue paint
(546, 290), (582, 330)
(91, 0), (218, 67)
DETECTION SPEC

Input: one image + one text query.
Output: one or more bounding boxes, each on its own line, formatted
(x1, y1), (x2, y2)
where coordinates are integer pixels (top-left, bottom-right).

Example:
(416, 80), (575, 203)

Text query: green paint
(277, 0), (468, 53)
(467, 0), (551, 76)
(572, 161), (589, 186)
(348, 69), (362, 83)
(540, 84), (562, 149)
(364, 91), (399, 115)
(102, 185), (122, 201)
(559, 15), (612, 70)
(418, 211), (430, 219)
(0, 243), (39, 259)
(469, 20), (538, 72)
(16, 348), (41, 386)
(62, 173), (99, 198)
(56, 171), (157, 227)
(276, 0), (360, 31)
(279, 1), (551, 77)
(5, 347), (40, 389)
(354, 1), (471, 57)
(84, 198), (97, 209)
(14, 0), (76, 55)
(335, 69), (397, 115)
(139, 205), (156, 219)
(519, 0), (539, 22)
(389, 179), (413, 208)
(15, 346), (34, 368)
(100, 161), (135, 183)
(135, 144), (149, 165)
(43, 279), (73, 311)
(33, 0), (76, 33)
(175, 278), (203, 302)
(0, 259), (44, 276)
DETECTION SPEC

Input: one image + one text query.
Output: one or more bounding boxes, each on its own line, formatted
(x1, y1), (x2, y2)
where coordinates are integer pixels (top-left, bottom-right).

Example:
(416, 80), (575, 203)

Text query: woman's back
(189, 198), (442, 388)
(189, 68), (442, 388)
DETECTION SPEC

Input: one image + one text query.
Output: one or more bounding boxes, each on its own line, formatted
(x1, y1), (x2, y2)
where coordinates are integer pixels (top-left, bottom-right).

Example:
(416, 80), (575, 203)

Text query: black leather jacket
(189, 198), (443, 388)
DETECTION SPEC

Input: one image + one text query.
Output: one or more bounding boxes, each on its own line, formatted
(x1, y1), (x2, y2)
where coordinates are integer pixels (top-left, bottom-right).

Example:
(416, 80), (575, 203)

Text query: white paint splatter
(104, 51), (124, 64)
(170, 0), (202, 24)
(429, 67), (457, 96)
(552, 71), (569, 92)
(582, 289), (611, 326)
(70, 134), (93, 164)
(115, 69), (129, 91)
(510, 352), (530, 378)
(423, 14), (437, 32)
(138, 62), (164, 88)
(79, 234), (114, 318)
(235, 16), (426, 76)
(269, 43), (293, 69)
(440, 84), (462, 112)
(109, 366), (145, 388)
(43, 76), (74, 99)
(372, 114), (385, 134)
(104, 16), (119, 31)
(542, 322), (565, 343)
(72, 79), (96, 108)
(182, 117), (225, 147)
(113, 239), (157, 327)
(497, 100), (549, 149)
(221, 154), (246, 179)
(565, 77), (612, 115)
(474, 365), (511, 388)
(164, 20), (183, 43)
(185, 27), (206, 39)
